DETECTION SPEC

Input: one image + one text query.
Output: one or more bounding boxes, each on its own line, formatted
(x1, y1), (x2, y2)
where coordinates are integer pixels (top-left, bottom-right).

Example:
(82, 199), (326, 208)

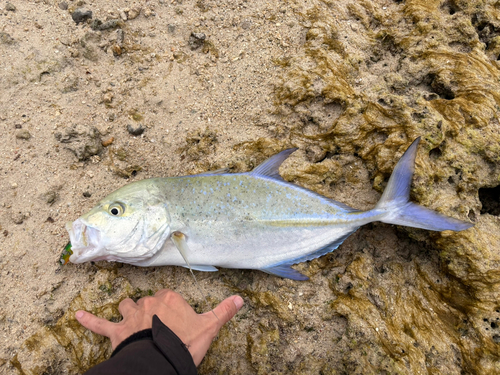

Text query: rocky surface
(1, 0), (499, 374)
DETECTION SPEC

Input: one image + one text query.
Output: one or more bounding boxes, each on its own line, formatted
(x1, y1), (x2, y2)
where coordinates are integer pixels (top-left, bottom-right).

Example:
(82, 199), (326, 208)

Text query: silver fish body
(66, 138), (472, 280)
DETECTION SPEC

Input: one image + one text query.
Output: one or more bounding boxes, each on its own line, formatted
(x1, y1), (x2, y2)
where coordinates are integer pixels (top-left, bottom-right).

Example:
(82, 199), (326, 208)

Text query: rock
(11, 212), (25, 225)
(5, 2), (16, 12)
(0, 32), (15, 45)
(126, 124), (144, 136)
(71, 8), (92, 24)
(58, 2), (68, 10)
(189, 32), (206, 50)
(54, 124), (103, 161)
(101, 137), (114, 147)
(116, 29), (124, 45)
(90, 19), (122, 31)
(15, 129), (31, 140)
(126, 7), (141, 20)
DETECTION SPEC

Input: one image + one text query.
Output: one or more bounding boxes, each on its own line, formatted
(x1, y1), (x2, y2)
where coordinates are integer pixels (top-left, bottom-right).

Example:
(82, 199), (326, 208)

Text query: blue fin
(260, 265), (309, 281)
(376, 137), (473, 231)
(261, 230), (357, 281)
(250, 148), (298, 180)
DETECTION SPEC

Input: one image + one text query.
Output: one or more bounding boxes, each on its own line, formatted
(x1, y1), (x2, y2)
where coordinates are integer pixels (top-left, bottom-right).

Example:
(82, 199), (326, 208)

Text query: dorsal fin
(250, 148), (298, 180)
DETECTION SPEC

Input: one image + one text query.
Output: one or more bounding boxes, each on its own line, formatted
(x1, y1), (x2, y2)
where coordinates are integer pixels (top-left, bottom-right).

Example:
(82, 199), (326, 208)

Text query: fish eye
(108, 203), (125, 216)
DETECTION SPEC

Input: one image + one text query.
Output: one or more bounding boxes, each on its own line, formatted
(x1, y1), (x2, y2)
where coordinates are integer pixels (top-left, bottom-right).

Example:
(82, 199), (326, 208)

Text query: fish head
(66, 181), (171, 264)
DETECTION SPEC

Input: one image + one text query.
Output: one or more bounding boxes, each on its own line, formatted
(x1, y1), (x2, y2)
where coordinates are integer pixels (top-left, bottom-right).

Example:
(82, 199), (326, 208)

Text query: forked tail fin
(376, 137), (473, 232)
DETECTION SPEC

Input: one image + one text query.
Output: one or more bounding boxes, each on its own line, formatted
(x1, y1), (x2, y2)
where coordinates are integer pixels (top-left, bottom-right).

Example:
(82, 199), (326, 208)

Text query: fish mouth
(65, 219), (104, 263)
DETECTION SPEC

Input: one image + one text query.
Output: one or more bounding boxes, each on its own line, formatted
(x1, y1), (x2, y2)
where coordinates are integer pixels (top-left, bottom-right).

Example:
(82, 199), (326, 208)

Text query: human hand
(75, 289), (244, 366)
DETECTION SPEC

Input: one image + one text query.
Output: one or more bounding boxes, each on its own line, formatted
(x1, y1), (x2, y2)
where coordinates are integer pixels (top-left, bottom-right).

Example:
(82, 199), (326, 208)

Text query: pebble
(127, 124), (145, 136)
(83, 191), (92, 198)
(6, 2), (16, 12)
(189, 32), (206, 50)
(15, 129), (31, 140)
(0, 32), (15, 45)
(91, 19), (121, 31)
(11, 212), (26, 225)
(127, 7), (141, 20)
(72, 8), (93, 24)
(58, 2), (68, 10)
(101, 137), (114, 147)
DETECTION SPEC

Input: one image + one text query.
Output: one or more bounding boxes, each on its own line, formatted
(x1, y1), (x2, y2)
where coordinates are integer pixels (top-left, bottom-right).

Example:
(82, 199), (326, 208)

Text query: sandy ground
(0, 0), (310, 370)
(2, 0), (500, 374)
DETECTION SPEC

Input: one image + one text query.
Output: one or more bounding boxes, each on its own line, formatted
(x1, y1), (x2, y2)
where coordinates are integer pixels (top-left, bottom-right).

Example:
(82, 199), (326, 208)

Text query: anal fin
(260, 265), (309, 281)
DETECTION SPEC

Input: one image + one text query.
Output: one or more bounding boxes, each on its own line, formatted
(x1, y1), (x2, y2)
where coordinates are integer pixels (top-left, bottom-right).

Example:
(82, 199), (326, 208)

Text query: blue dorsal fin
(260, 265), (309, 280)
(261, 229), (357, 280)
(250, 148), (298, 180)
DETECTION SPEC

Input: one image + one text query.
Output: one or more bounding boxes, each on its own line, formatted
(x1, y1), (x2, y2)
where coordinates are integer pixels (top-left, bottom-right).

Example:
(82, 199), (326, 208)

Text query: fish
(64, 137), (473, 280)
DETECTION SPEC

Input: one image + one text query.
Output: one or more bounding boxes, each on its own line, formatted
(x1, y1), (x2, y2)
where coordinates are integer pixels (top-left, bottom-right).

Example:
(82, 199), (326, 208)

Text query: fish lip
(66, 219), (103, 263)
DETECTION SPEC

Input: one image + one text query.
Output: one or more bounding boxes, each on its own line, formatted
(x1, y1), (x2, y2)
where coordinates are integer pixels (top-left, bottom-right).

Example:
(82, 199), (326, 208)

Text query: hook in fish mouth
(59, 242), (73, 265)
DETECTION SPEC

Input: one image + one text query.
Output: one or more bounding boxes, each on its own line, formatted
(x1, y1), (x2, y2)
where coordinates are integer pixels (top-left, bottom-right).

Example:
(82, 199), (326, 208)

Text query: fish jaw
(65, 219), (107, 263)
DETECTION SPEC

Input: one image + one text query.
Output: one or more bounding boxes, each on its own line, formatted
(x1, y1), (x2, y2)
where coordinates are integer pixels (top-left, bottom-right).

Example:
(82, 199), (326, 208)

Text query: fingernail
(75, 310), (84, 319)
(233, 296), (244, 310)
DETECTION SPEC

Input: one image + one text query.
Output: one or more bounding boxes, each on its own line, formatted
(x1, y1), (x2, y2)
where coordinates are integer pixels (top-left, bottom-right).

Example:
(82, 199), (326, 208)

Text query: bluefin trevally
(64, 138), (472, 280)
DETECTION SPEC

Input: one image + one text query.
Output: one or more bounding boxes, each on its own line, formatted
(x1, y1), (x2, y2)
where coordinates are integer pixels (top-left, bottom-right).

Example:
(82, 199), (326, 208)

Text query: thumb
(75, 310), (115, 338)
(210, 295), (244, 328)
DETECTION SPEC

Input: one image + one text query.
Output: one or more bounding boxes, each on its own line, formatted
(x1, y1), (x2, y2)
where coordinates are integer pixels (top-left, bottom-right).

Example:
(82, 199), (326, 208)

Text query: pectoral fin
(171, 231), (193, 269)
(182, 265), (219, 272)
(171, 231), (219, 320)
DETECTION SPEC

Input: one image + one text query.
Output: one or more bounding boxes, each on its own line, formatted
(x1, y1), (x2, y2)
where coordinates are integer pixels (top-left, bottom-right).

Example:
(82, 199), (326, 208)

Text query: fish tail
(375, 137), (473, 232)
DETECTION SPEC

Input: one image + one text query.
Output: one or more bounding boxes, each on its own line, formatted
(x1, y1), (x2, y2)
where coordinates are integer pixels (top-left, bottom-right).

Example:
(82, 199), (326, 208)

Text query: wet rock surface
(1, 0), (500, 374)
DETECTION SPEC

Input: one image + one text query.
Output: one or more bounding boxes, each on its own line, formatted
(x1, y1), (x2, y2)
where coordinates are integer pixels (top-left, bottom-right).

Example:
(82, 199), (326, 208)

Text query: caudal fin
(376, 138), (473, 232)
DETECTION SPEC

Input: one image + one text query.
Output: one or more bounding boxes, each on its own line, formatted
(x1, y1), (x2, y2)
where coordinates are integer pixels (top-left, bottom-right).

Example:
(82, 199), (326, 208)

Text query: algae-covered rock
(11, 270), (133, 374)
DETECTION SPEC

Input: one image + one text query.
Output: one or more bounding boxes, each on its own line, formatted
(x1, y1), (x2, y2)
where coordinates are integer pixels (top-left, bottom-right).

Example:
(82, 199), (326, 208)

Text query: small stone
(116, 29), (124, 45)
(101, 92), (113, 104)
(111, 44), (122, 56)
(58, 2), (68, 10)
(0, 32), (15, 45)
(11, 182), (18, 189)
(101, 137), (114, 147)
(167, 24), (176, 34)
(127, 7), (141, 20)
(83, 191), (92, 198)
(241, 20), (252, 30)
(127, 124), (145, 136)
(189, 32), (206, 50)
(15, 129), (31, 140)
(72, 8), (93, 24)
(91, 19), (121, 31)
(6, 2), (16, 11)
(119, 9), (127, 21)
(12, 212), (26, 225)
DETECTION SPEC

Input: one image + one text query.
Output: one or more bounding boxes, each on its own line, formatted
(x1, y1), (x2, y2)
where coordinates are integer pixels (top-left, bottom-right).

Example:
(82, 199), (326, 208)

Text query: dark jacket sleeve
(84, 315), (197, 375)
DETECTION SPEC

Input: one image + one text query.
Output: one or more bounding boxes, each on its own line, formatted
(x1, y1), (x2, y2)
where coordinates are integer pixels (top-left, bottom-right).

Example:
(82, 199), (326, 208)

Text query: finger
(75, 310), (115, 337)
(118, 298), (137, 317)
(154, 288), (172, 297)
(208, 295), (244, 328)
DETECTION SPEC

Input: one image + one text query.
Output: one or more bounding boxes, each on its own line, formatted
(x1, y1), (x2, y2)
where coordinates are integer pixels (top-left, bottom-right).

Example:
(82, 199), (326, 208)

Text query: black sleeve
(84, 315), (197, 375)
